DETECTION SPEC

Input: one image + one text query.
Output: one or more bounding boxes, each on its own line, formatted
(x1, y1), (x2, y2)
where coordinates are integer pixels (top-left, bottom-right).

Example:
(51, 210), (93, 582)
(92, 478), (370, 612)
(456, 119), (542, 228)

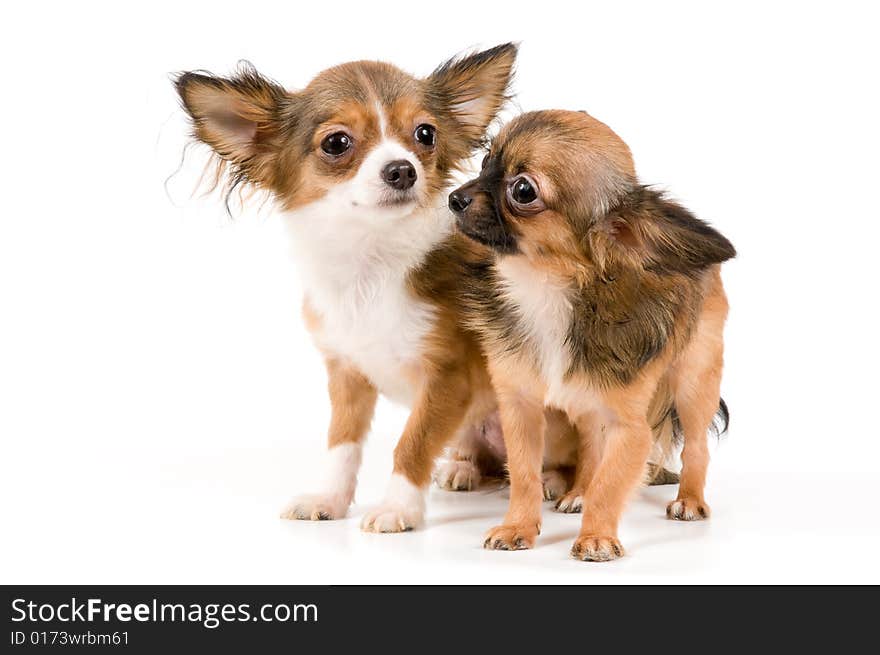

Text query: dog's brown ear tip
(471, 42), (519, 67)
(174, 71), (201, 87)
(484, 41), (518, 56)
(172, 72), (195, 107)
(173, 71), (215, 102)
(497, 42), (520, 65)
(723, 238), (737, 261)
(499, 41), (520, 55)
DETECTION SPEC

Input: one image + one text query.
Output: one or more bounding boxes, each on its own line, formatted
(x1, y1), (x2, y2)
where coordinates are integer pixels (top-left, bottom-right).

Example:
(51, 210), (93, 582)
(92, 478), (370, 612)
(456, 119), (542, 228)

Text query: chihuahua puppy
(176, 45), (518, 531)
(450, 110), (735, 560)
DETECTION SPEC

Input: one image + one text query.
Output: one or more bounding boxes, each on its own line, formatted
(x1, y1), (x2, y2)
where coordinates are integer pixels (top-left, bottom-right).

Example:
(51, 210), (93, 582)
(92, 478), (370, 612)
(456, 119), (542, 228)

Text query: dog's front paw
(434, 460), (481, 491)
(666, 497), (710, 521)
(571, 534), (624, 562)
(542, 469), (568, 501)
(483, 523), (539, 551)
(361, 474), (426, 533)
(280, 493), (349, 521)
(360, 503), (424, 533)
(554, 491), (583, 513)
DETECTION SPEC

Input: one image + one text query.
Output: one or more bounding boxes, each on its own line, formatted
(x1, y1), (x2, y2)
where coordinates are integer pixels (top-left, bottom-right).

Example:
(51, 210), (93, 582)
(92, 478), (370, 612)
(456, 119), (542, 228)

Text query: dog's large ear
(175, 65), (288, 187)
(426, 43), (517, 150)
(607, 189), (736, 274)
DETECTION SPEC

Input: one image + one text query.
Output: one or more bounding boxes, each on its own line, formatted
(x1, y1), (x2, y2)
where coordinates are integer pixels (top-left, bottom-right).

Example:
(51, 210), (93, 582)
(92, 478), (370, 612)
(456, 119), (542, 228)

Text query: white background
(2, 1), (878, 584)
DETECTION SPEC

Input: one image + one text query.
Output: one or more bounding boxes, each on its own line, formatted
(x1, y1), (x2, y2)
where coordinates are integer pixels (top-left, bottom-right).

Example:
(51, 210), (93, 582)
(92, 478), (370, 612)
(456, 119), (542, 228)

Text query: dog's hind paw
(555, 491), (583, 513)
(434, 459), (481, 491)
(542, 469), (568, 501)
(645, 462), (680, 485)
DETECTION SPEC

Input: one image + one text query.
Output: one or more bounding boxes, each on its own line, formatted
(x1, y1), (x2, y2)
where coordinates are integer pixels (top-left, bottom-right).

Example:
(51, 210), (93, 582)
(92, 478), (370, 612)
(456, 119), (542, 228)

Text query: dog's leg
(281, 359), (377, 521)
(554, 413), (606, 513)
(361, 364), (472, 533)
(540, 408), (576, 501)
(666, 276), (727, 520)
(483, 386), (546, 550)
(541, 467), (572, 501)
(665, 400), (714, 521)
(571, 415), (653, 562)
(666, 360), (722, 521)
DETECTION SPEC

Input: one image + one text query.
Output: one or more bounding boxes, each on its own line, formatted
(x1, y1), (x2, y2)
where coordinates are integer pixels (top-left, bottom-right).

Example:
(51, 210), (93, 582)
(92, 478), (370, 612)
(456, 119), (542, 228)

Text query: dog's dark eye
(510, 176), (538, 205)
(414, 124), (436, 147)
(321, 132), (352, 157)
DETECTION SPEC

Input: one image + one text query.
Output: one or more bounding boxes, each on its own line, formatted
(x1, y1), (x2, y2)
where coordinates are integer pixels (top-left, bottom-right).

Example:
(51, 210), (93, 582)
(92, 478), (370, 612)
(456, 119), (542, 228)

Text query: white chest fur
(284, 203), (452, 407)
(497, 258), (573, 401)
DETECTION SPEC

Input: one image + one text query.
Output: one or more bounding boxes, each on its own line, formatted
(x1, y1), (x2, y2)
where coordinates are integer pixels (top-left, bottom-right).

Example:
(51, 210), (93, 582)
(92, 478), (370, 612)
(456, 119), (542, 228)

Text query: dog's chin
(455, 216), (519, 254)
(454, 219), (489, 246)
(376, 197), (416, 209)
(377, 192), (418, 210)
(349, 191), (420, 219)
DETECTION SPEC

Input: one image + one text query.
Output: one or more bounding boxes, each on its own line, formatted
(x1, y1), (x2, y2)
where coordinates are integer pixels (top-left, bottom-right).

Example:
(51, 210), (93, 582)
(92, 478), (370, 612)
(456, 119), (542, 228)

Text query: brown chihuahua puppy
(450, 110), (735, 561)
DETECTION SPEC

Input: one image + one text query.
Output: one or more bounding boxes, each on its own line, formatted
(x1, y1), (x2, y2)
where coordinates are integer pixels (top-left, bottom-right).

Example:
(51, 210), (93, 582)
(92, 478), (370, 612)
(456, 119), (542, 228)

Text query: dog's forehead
(305, 61), (422, 113)
(285, 61), (434, 144)
(492, 111), (635, 196)
(495, 112), (581, 173)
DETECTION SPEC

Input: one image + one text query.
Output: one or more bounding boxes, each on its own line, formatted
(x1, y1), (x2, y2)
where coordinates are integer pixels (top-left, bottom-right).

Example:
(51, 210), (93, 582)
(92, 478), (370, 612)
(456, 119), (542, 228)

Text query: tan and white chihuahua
(175, 45), (521, 531)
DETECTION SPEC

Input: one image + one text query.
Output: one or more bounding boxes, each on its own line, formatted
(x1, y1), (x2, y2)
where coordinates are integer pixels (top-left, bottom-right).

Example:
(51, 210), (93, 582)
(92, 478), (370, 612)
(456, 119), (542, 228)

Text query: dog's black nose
(448, 190), (472, 214)
(382, 160), (417, 190)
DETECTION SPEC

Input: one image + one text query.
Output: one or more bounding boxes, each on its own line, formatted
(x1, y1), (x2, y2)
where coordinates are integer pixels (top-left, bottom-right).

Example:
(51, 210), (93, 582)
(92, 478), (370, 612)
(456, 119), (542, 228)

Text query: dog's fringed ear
(175, 64), (288, 186)
(608, 189), (736, 275)
(427, 43), (517, 149)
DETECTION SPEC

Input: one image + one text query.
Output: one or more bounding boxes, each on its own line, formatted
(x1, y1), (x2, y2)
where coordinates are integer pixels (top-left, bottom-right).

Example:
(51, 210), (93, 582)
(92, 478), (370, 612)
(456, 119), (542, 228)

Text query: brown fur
(451, 110), (734, 559)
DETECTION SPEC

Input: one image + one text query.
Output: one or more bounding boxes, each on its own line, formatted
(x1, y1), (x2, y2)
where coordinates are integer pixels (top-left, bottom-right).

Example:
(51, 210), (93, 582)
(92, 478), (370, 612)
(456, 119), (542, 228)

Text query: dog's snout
(448, 190), (472, 214)
(382, 160), (417, 190)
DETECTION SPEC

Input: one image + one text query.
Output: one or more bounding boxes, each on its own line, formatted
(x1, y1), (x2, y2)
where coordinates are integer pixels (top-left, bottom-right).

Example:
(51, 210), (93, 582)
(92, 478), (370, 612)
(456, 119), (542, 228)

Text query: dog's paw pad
(555, 492), (583, 513)
(361, 505), (423, 533)
(482, 523), (538, 551)
(570, 534), (624, 562)
(666, 498), (710, 521)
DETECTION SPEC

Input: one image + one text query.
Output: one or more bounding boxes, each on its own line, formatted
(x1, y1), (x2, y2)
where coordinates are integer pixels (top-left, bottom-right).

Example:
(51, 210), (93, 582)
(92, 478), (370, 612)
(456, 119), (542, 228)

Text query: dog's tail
(646, 388), (730, 485)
